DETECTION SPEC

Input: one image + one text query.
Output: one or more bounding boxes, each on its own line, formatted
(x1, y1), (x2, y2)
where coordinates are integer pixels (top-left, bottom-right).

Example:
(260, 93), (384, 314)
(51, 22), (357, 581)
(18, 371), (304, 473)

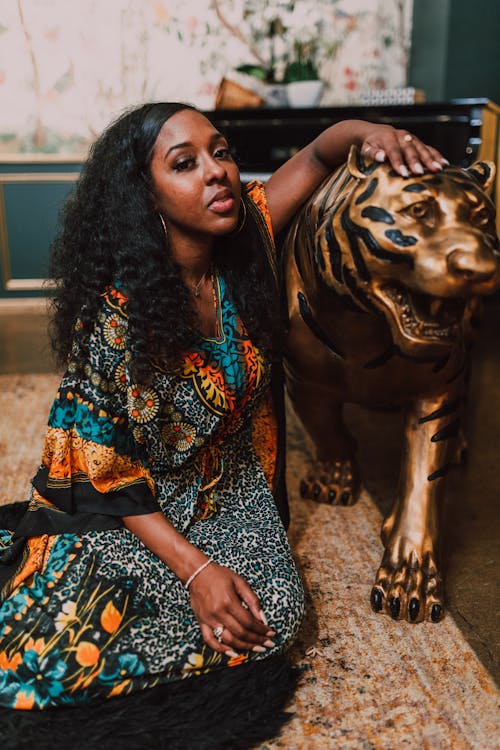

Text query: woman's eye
(173, 158), (195, 172)
(214, 147), (231, 160)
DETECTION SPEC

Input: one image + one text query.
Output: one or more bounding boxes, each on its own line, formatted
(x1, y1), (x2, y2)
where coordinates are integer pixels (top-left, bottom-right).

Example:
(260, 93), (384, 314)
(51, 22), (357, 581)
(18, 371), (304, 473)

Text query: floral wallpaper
(0, 0), (413, 154)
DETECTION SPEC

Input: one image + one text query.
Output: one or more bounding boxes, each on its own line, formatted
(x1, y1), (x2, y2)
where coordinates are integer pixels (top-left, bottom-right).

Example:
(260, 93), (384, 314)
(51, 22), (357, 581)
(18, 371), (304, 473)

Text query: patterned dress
(0, 183), (304, 710)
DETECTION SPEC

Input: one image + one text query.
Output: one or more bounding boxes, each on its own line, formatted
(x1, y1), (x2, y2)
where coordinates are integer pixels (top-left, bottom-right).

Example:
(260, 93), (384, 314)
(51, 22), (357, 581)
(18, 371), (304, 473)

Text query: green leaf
(235, 64), (268, 81)
(284, 61), (319, 83)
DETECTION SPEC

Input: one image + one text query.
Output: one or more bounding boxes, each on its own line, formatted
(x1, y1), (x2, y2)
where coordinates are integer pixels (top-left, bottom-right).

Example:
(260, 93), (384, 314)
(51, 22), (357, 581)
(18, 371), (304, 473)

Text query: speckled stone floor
(0, 297), (499, 748)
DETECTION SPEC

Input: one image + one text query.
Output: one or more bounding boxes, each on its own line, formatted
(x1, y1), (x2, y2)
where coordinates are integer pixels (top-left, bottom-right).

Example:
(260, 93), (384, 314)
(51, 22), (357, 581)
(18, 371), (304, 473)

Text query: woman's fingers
(191, 567), (276, 654)
(215, 614), (276, 652)
(200, 623), (239, 658)
(362, 128), (448, 177)
(232, 575), (269, 627)
(362, 142), (386, 163)
(224, 609), (275, 646)
(200, 619), (275, 656)
(410, 137), (449, 170)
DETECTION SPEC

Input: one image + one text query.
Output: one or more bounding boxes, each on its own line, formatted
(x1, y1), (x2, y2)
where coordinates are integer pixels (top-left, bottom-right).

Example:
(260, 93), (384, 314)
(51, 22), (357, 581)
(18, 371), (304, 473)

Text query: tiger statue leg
(372, 386), (463, 622)
(287, 378), (360, 506)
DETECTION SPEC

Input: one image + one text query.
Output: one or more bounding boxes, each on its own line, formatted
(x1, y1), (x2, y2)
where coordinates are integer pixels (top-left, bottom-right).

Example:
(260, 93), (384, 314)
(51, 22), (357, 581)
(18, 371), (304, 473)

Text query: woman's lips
(208, 191), (235, 213)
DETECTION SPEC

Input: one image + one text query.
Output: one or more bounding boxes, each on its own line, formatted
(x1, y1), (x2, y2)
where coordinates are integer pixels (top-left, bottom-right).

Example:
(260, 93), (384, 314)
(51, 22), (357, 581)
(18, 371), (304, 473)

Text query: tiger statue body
(283, 146), (500, 623)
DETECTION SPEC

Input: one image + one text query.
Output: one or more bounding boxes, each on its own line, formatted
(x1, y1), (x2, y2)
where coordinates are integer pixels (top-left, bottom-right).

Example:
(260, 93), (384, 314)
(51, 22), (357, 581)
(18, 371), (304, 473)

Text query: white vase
(264, 83), (289, 108)
(286, 80), (324, 108)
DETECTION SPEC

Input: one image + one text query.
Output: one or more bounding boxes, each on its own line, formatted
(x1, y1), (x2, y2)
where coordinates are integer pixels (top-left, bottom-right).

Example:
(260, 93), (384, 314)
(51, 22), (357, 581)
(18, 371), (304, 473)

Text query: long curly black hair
(49, 102), (284, 382)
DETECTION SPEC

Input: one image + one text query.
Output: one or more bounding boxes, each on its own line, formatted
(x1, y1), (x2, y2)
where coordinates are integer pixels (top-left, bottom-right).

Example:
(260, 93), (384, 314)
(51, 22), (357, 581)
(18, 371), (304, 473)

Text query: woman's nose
(203, 156), (227, 182)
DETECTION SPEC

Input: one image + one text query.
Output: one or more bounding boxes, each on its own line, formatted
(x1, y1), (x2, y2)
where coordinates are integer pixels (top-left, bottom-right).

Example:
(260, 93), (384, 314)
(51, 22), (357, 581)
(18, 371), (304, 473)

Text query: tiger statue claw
(371, 556), (444, 624)
(283, 146), (500, 624)
(299, 459), (359, 506)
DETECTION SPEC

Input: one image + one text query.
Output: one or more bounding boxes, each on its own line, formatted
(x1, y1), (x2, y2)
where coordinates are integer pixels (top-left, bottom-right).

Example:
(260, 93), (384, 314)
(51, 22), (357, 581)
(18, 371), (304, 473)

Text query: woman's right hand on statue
(188, 562), (276, 657)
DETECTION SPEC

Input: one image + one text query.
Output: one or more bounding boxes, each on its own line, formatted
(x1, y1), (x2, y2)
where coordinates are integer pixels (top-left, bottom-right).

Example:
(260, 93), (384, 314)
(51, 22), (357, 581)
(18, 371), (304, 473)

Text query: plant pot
(264, 83), (289, 108)
(286, 80), (324, 108)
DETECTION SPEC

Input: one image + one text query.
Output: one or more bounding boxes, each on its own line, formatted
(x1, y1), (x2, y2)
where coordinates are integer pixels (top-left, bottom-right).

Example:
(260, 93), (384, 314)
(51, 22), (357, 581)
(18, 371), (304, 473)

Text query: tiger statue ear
(347, 144), (381, 179)
(465, 160), (496, 193)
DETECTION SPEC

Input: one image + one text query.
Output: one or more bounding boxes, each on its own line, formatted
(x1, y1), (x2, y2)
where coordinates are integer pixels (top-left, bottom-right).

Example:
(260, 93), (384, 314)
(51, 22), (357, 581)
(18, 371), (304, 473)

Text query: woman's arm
(265, 119), (448, 234)
(122, 512), (274, 655)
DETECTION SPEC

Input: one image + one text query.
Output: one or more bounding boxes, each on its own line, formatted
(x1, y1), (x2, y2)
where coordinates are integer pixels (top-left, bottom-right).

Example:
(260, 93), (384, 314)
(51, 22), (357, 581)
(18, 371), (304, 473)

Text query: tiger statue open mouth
(283, 146), (499, 624)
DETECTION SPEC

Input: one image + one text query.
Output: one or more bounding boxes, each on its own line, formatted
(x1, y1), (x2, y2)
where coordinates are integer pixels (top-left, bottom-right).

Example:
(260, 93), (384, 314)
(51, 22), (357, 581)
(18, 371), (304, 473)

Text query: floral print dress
(0, 183), (304, 710)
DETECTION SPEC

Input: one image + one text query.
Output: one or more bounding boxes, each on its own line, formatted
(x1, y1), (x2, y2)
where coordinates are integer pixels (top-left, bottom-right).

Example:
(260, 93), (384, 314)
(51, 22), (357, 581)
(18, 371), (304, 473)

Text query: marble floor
(0, 296), (498, 684)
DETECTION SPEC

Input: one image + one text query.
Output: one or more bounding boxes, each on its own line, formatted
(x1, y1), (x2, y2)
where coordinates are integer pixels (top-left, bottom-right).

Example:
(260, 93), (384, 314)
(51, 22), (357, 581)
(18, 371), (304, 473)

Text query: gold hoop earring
(158, 213), (168, 239)
(230, 198), (247, 236)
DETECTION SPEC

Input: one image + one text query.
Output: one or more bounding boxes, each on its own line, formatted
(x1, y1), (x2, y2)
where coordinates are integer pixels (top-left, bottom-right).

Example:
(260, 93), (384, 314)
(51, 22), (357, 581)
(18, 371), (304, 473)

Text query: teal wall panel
(408, 0), (451, 102)
(410, 0), (500, 103)
(0, 162), (81, 298)
(445, 1), (500, 101)
(2, 182), (74, 281)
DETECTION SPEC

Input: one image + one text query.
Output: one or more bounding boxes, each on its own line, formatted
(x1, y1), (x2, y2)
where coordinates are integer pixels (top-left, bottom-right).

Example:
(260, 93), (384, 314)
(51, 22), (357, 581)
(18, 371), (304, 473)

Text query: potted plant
(214, 0), (327, 108)
(281, 5), (325, 107)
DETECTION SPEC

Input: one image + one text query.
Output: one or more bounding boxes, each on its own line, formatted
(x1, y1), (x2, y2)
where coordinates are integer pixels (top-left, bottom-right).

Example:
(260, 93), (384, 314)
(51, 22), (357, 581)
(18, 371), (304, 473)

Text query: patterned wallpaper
(0, 0), (413, 153)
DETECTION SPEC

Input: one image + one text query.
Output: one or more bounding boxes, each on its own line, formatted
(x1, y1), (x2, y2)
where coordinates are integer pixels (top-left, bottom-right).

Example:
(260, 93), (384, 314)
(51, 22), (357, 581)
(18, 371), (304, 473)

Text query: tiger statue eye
(283, 146), (500, 624)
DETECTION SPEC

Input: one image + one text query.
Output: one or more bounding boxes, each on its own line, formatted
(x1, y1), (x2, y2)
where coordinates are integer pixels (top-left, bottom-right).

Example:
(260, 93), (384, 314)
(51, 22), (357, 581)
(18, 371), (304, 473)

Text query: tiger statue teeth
(283, 145), (500, 624)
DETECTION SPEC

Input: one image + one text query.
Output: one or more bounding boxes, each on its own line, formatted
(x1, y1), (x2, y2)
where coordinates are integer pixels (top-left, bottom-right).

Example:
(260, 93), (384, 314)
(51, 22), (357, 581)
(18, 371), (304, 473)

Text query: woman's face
(149, 109), (241, 244)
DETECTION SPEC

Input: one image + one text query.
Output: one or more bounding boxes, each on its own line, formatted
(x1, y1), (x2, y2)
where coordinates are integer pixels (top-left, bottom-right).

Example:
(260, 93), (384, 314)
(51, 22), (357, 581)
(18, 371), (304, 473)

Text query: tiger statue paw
(283, 145), (500, 624)
(370, 549), (444, 624)
(299, 458), (360, 506)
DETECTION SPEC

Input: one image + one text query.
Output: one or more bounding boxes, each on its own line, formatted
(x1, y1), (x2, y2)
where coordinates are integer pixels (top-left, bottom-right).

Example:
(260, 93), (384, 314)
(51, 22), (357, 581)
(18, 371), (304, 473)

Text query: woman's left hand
(358, 124), (448, 178)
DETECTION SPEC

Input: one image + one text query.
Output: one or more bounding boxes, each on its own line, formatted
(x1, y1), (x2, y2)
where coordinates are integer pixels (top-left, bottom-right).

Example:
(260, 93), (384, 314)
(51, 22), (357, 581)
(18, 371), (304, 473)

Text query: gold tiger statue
(283, 146), (500, 623)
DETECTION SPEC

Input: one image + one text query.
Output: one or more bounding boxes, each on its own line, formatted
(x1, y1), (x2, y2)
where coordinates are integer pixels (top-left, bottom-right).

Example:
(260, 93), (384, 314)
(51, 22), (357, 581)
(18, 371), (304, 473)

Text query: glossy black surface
(205, 99), (491, 172)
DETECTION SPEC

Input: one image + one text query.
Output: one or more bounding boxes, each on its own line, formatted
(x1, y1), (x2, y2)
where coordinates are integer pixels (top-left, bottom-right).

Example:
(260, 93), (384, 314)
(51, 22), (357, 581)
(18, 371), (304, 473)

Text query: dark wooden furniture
(207, 97), (500, 180)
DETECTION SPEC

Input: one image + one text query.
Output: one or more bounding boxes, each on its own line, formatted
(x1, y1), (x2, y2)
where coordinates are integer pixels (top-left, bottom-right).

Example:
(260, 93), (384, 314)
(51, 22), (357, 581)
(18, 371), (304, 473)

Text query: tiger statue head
(310, 145), (500, 357)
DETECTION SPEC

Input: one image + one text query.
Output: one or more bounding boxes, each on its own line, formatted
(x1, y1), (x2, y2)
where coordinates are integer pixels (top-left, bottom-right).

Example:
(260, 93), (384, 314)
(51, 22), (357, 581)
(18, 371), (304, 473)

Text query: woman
(0, 103), (445, 739)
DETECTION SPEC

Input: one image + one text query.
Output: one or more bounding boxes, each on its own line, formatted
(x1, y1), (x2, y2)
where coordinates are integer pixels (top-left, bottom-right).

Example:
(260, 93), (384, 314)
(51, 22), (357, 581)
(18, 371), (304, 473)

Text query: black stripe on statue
(361, 206), (395, 224)
(363, 345), (398, 369)
(446, 357), (467, 384)
(403, 183), (428, 193)
(325, 214), (343, 284)
(340, 208), (371, 281)
(355, 150), (379, 176)
(355, 177), (378, 205)
(298, 292), (344, 360)
(342, 266), (379, 313)
(423, 176), (442, 187)
(428, 464), (453, 481)
(343, 209), (415, 268)
(431, 418), (461, 443)
(384, 229), (418, 249)
(432, 354), (451, 373)
(418, 399), (460, 424)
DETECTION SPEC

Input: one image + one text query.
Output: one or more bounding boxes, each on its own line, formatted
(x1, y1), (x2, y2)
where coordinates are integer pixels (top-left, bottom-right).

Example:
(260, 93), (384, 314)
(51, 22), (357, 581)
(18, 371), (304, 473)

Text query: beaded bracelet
(184, 558), (214, 591)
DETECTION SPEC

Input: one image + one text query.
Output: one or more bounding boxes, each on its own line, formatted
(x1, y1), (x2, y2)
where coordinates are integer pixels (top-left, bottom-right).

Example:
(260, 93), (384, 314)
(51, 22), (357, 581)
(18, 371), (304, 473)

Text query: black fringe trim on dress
(0, 639), (300, 750)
